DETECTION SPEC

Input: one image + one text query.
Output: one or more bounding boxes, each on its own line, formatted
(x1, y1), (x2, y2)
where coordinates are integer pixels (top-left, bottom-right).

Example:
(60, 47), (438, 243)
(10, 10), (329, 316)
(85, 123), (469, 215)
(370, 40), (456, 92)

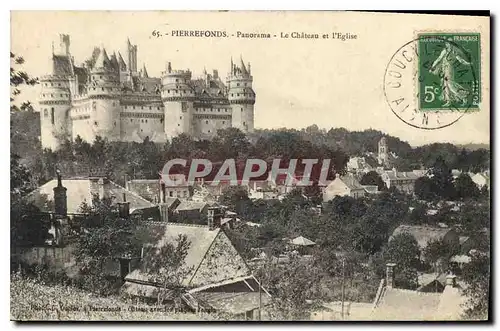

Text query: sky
(11, 11), (490, 146)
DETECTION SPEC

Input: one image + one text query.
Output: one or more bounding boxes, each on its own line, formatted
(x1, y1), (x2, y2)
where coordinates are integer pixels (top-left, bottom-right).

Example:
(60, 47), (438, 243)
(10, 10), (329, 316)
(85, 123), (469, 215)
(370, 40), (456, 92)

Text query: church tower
(227, 56), (255, 133)
(161, 61), (195, 137)
(378, 136), (389, 166)
(39, 34), (74, 150)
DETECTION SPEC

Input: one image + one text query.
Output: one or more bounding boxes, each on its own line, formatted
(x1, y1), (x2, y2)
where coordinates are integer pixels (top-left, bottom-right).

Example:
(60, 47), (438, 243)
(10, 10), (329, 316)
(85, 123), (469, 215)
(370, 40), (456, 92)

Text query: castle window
(178, 124), (180, 127)
(141, 129), (143, 132)
(44, 109), (48, 117)
(206, 120), (208, 124)
(243, 122), (246, 125)
(237, 83), (240, 86)
(145, 120), (148, 123)
(94, 121), (98, 126)
(180, 116), (182, 120)
(58, 83), (61, 86)
(149, 106), (152, 110)
(60, 94), (63, 97)
(141, 106), (144, 110)
(241, 108), (243, 111)
(218, 109), (220, 112)
(157, 107), (161, 110)
(225, 109), (228, 112)
(141, 119), (144, 123)
(160, 119), (164, 123)
(50, 108), (54, 125)
(114, 122), (116, 127)
(176, 79), (179, 83)
(245, 83), (247, 86)
(100, 76), (102, 79)
(237, 94), (240, 97)
(222, 121), (225, 124)
(130, 119), (133, 122)
(168, 90), (170, 93)
(102, 88), (104, 91)
(51, 94), (54, 97)
(208, 130), (211, 133)
(231, 94), (233, 97)
(133, 106), (136, 109)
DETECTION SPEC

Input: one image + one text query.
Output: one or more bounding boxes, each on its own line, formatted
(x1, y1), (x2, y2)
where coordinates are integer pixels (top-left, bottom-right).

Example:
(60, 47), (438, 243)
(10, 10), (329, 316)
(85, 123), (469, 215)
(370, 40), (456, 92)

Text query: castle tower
(126, 38), (138, 74)
(39, 34), (74, 150)
(161, 61), (195, 137)
(378, 136), (389, 166)
(87, 46), (121, 141)
(227, 56), (255, 133)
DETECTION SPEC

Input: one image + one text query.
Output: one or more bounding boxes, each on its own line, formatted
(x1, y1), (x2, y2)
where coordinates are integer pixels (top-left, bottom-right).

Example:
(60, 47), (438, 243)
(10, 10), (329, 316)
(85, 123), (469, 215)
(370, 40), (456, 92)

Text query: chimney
(445, 274), (457, 287)
(208, 207), (215, 230)
(207, 206), (222, 230)
(118, 192), (130, 219)
(386, 263), (396, 289)
(53, 170), (67, 217)
(98, 178), (105, 200)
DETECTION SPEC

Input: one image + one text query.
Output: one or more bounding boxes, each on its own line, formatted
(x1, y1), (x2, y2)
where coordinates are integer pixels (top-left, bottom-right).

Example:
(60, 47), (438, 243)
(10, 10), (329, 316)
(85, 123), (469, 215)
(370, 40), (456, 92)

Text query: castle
(38, 34), (256, 150)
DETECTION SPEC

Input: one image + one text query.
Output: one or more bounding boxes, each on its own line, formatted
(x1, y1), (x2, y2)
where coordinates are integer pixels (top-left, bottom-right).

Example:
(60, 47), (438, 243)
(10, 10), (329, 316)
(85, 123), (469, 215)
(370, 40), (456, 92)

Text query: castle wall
(70, 99), (94, 142)
(120, 104), (165, 142)
(163, 101), (193, 137)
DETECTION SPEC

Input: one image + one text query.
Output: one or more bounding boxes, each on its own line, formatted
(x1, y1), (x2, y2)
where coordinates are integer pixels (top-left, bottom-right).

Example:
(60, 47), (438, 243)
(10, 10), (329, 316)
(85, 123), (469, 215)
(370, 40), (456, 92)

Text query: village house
(371, 264), (468, 320)
(381, 169), (421, 194)
(470, 172), (490, 190)
(26, 175), (159, 218)
(126, 175), (192, 203)
(322, 174), (365, 201)
(391, 225), (460, 260)
(122, 207), (271, 319)
(173, 201), (209, 223)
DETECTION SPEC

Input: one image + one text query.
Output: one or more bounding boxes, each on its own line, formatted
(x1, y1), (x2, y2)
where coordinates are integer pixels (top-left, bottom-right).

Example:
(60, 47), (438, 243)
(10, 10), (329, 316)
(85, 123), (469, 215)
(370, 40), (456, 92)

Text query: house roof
(339, 174), (364, 190)
(176, 201), (208, 212)
(25, 177), (156, 214)
(124, 223), (252, 290)
(372, 287), (442, 320)
(383, 170), (419, 181)
(290, 236), (316, 246)
(391, 225), (455, 249)
(126, 179), (160, 202)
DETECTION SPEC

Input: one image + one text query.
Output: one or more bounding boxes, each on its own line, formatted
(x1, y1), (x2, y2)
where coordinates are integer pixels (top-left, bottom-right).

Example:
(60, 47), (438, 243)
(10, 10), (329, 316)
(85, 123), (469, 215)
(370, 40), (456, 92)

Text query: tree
(414, 176), (436, 201)
(462, 253), (490, 320)
(429, 156), (456, 200)
(423, 239), (459, 272)
(219, 186), (251, 216)
(384, 233), (420, 289)
(74, 198), (158, 295)
(455, 173), (480, 200)
(140, 233), (191, 306)
(360, 171), (386, 191)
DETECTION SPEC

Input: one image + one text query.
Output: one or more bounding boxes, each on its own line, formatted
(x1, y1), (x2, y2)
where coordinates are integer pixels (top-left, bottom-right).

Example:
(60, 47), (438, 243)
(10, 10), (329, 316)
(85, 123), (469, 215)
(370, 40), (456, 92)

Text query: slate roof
(52, 55), (73, 75)
(290, 236), (316, 246)
(384, 170), (419, 181)
(176, 201), (208, 212)
(372, 287), (442, 320)
(391, 225), (456, 249)
(25, 177), (156, 214)
(126, 179), (161, 202)
(339, 174), (364, 190)
(124, 223), (252, 292)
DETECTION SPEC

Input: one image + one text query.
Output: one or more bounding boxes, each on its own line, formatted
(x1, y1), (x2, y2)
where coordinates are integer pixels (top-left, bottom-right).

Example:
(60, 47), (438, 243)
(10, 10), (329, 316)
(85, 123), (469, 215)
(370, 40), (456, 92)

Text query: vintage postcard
(10, 11), (490, 321)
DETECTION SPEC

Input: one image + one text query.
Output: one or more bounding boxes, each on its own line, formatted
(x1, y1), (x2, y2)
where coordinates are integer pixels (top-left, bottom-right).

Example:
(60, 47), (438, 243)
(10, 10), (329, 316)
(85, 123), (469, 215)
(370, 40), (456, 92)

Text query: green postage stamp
(417, 32), (481, 112)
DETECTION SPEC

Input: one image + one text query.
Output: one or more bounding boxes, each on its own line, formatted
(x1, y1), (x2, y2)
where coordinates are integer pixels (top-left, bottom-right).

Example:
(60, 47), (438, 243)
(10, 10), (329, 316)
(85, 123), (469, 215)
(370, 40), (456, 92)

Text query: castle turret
(161, 62), (195, 137)
(87, 46), (121, 141)
(39, 34), (74, 150)
(227, 56), (255, 133)
(127, 38), (138, 74)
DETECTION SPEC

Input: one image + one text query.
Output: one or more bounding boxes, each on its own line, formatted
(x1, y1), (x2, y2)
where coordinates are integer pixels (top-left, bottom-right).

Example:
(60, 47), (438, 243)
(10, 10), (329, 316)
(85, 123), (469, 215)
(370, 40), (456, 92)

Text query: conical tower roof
(142, 63), (149, 78)
(117, 52), (127, 71)
(91, 47), (112, 73)
(240, 56), (248, 75)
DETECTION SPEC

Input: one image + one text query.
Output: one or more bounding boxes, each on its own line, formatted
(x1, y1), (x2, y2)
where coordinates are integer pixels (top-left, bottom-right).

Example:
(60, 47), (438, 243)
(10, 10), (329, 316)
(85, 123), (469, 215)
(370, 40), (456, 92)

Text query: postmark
(384, 33), (481, 130)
